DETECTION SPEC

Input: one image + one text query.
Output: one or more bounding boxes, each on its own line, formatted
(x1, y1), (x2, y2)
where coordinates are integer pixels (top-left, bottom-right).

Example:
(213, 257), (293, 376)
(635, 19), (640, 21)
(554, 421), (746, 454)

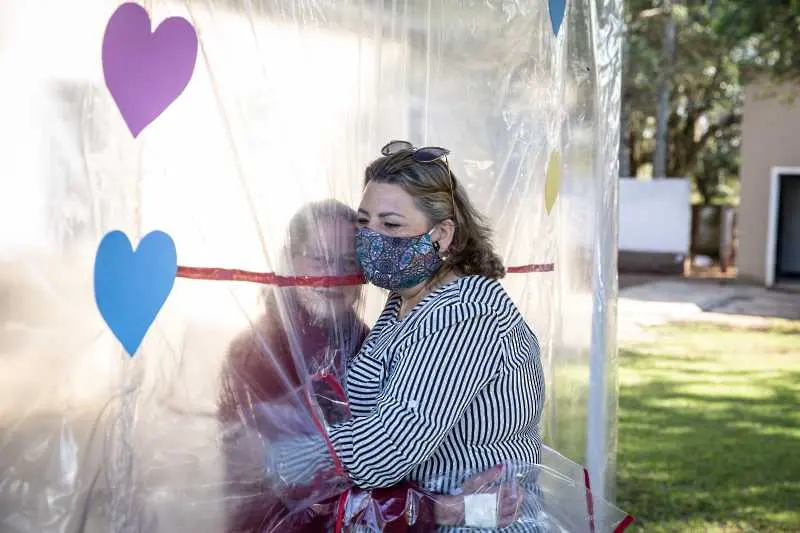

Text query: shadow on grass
(616, 348), (800, 532)
(653, 320), (800, 338)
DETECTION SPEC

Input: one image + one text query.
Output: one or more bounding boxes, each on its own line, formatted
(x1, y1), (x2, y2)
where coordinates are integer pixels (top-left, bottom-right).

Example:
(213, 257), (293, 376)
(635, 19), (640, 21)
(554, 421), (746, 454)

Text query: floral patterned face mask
(355, 226), (443, 291)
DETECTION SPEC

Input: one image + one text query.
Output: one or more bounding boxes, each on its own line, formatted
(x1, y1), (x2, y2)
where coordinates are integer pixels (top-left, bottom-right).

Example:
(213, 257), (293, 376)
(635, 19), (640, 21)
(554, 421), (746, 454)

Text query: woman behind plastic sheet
(217, 199), (370, 532)
(217, 199), (519, 532)
(269, 141), (546, 531)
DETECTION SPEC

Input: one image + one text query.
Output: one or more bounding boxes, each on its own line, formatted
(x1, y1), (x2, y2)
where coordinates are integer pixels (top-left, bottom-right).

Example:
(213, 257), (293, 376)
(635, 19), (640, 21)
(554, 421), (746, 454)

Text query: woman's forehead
(299, 219), (356, 253)
(360, 182), (417, 214)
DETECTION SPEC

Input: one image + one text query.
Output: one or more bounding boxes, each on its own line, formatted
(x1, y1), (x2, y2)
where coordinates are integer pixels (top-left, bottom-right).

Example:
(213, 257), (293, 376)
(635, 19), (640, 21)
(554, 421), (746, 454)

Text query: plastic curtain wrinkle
(340, 446), (633, 532)
(0, 0), (624, 532)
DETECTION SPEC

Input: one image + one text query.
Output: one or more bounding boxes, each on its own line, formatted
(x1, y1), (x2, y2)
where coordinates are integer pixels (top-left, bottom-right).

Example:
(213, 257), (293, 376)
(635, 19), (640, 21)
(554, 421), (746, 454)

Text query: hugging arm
(328, 306), (503, 488)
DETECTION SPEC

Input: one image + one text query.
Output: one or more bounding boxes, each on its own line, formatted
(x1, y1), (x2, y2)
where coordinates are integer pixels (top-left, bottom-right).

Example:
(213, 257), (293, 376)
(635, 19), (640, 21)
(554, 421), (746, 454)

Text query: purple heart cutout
(102, 3), (199, 138)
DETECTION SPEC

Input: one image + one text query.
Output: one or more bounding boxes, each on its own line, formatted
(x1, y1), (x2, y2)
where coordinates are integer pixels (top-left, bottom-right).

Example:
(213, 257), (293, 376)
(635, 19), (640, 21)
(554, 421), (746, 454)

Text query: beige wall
(738, 84), (800, 284)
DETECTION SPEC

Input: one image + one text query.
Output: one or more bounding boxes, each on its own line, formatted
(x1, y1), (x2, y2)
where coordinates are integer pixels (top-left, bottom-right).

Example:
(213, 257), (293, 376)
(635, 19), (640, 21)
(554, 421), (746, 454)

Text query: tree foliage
(621, 0), (800, 204)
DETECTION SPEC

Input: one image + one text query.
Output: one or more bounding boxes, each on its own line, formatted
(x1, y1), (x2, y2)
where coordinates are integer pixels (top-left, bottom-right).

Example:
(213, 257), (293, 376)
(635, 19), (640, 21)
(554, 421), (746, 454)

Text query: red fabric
(217, 293), (367, 533)
(177, 263), (554, 288)
(614, 515), (635, 533)
(345, 485), (437, 532)
(217, 293), (437, 532)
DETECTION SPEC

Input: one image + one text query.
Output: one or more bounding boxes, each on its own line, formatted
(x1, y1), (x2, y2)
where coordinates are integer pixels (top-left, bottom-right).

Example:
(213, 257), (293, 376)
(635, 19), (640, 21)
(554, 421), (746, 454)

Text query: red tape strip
(175, 263), (554, 287)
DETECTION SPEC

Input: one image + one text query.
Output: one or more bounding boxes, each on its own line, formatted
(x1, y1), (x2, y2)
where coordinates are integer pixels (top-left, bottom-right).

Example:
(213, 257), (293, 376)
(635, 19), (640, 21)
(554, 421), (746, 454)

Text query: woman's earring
(433, 241), (448, 261)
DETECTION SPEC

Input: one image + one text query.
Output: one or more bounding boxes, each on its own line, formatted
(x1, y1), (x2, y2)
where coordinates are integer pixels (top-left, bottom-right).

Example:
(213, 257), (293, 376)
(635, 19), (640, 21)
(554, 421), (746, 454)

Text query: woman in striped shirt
(220, 199), (521, 531)
(272, 141), (546, 531)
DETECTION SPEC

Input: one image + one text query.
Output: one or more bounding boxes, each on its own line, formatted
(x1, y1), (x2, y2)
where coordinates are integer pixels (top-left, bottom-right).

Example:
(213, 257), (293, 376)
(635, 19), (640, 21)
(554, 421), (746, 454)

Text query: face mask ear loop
(426, 227), (441, 252)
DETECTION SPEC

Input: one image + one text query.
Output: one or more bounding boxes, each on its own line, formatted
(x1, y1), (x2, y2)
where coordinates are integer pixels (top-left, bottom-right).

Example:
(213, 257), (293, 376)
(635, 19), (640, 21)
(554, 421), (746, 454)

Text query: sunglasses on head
(380, 139), (458, 221)
(380, 140), (451, 163)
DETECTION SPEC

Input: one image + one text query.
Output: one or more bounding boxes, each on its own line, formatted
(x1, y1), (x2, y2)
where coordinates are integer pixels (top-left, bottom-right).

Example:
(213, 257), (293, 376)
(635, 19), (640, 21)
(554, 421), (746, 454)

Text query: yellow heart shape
(545, 150), (561, 214)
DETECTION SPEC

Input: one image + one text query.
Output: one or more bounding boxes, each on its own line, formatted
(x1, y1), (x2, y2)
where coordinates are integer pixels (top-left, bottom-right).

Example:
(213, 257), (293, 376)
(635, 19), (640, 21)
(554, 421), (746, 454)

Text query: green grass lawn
(617, 319), (800, 533)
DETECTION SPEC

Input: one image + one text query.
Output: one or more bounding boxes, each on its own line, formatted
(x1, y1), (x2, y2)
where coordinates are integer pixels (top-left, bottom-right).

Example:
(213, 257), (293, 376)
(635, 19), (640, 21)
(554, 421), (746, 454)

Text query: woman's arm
(345, 469), (523, 529)
(328, 304), (503, 489)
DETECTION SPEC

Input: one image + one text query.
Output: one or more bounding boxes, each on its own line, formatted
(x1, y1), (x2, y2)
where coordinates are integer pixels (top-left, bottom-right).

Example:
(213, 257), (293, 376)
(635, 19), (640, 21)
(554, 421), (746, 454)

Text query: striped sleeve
(328, 303), (504, 489)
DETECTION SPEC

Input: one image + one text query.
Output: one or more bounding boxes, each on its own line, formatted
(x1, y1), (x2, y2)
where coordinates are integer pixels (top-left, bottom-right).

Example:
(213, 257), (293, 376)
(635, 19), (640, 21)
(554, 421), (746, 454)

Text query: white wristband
(464, 493), (498, 528)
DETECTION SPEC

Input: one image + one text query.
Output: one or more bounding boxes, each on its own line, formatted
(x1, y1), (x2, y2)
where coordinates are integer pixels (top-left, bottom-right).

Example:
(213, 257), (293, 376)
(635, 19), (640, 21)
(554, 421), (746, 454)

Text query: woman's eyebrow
(358, 207), (405, 218)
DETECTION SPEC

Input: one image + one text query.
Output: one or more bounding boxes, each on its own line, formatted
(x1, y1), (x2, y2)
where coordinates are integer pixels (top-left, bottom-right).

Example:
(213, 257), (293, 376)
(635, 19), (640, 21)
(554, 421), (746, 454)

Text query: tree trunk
(653, 0), (676, 178)
(629, 129), (638, 178)
(619, 19), (631, 178)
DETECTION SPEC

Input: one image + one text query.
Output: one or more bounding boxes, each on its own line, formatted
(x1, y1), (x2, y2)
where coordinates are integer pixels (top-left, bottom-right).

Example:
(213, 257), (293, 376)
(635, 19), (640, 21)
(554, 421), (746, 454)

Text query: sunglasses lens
(381, 140), (414, 156)
(413, 147), (450, 163)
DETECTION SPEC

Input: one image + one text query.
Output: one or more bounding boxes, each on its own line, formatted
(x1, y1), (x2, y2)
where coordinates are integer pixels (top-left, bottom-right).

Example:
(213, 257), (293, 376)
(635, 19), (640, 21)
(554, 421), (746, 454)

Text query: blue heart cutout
(94, 230), (177, 356)
(549, 0), (566, 36)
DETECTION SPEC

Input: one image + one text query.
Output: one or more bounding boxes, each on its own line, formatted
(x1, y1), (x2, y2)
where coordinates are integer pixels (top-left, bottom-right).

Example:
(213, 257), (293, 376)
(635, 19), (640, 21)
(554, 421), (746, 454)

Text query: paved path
(618, 278), (800, 341)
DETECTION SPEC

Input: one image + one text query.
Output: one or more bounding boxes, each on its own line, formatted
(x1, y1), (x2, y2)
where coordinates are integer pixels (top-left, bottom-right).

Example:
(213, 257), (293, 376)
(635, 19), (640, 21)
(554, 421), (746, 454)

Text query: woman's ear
(435, 219), (456, 253)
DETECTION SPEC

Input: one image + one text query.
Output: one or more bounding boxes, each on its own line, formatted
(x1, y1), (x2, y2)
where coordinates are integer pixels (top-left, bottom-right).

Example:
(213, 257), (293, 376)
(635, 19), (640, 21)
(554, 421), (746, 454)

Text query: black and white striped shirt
(328, 275), (545, 503)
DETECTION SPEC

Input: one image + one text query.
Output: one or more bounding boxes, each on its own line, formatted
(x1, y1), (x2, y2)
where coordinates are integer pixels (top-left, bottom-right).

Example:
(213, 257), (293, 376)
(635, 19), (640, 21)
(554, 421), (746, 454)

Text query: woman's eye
(384, 222), (400, 229)
(356, 218), (368, 226)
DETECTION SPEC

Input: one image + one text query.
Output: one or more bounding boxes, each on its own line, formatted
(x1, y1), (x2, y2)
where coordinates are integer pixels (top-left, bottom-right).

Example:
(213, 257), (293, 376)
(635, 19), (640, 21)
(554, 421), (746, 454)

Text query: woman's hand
(433, 465), (524, 527)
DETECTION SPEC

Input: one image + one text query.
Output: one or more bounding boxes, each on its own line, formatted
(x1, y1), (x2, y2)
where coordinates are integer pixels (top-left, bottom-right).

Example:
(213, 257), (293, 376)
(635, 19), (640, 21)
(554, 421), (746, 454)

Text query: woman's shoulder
(454, 274), (506, 298)
(418, 275), (520, 328)
(453, 275), (514, 310)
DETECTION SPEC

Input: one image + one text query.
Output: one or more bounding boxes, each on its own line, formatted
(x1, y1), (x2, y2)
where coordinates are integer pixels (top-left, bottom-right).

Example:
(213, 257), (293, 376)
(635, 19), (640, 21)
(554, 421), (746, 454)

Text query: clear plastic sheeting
(339, 446), (633, 532)
(0, 0), (624, 532)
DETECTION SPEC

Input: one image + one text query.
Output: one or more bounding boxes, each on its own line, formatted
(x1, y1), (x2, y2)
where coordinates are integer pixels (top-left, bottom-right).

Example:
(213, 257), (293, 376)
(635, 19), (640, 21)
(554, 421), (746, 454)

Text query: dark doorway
(776, 174), (800, 281)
